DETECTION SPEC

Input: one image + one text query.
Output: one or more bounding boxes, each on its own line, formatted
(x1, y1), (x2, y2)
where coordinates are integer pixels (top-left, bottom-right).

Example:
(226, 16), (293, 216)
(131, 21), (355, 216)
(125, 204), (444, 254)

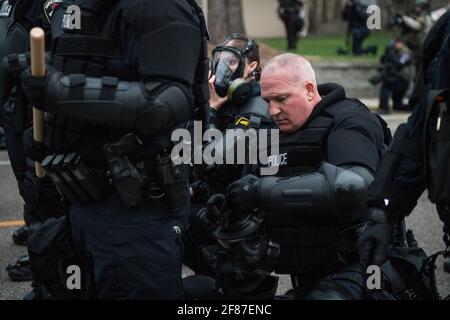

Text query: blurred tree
(207, 0), (246, 43)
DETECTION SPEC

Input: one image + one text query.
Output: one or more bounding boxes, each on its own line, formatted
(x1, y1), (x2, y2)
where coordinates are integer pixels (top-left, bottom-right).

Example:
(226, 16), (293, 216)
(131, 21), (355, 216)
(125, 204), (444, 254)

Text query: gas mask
(211, 35), (259, 106)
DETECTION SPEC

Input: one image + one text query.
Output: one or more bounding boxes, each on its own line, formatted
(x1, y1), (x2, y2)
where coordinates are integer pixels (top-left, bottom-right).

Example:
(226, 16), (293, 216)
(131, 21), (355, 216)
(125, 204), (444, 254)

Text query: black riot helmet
(211, 34), (260, 105)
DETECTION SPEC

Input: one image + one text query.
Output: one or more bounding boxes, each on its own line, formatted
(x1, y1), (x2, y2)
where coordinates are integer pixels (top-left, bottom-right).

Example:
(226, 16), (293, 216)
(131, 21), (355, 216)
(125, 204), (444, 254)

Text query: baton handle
(30, 27), (46, 178)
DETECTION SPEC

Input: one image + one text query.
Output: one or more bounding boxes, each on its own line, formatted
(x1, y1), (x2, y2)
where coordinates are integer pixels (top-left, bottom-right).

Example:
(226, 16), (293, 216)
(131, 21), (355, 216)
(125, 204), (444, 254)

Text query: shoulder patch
(235, 117), (250, 128)
(43, 0), (63, 23)
(0, 1), (12, 17)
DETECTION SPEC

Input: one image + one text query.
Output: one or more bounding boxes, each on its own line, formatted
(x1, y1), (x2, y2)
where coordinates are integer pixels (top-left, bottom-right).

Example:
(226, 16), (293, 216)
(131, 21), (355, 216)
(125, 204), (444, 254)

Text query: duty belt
(42, 134), (190, 210)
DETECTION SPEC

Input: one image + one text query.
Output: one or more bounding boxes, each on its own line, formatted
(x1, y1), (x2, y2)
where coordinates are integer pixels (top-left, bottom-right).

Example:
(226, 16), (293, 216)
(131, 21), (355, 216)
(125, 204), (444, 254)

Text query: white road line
(0, 160), (11, 166)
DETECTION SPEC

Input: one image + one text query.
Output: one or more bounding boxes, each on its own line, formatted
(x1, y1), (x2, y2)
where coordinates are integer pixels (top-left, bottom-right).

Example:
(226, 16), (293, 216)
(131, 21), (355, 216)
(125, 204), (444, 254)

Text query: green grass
(260, 31), (393, 62)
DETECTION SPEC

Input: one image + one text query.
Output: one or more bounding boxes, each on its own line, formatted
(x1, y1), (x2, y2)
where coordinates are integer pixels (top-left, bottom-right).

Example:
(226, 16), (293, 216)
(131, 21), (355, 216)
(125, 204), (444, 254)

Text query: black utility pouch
(154, 154), (190, 211)
(42, 153), (109, 203)
(103, 134), (144, 208)
(424, 89), (450, 204)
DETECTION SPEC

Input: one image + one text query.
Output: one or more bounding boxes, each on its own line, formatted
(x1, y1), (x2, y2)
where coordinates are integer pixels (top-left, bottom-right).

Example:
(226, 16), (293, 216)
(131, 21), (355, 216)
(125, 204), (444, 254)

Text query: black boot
(23, 280), (52, 300)
(444, 258), (450, 273)
(12, 225), (29, 246)
(6, 255), (32, 282)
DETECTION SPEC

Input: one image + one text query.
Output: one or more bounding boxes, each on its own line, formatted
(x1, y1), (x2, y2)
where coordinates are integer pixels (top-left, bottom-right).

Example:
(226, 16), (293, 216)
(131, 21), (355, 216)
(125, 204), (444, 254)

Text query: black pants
(379, 78), (410, 111)
(283, 13), (302, 51)
(4, 126), (28, 200)
(70, 193), (189, 299)
(351, 27), (377, 55)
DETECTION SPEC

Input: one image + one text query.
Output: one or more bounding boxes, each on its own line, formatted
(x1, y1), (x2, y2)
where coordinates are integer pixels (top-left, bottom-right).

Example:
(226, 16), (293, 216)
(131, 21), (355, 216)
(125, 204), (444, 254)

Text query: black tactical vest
(231, 95), (273, 130)
(257, 99), (371, 276)
(43, 0), (136, 167)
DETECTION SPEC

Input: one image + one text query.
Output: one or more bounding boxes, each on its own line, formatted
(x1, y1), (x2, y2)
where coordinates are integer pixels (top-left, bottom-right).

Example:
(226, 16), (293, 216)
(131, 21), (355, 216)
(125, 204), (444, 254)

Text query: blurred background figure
(341, 0), (378, 56)
(371, 39), (414, 115)
(389, 0), (432, 70)
(277, 0), (305, 51)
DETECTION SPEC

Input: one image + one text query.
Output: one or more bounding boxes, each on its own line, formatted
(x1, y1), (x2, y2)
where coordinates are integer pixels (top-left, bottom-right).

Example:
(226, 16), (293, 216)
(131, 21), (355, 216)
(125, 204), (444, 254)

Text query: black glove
(226, 174), (260, 215)
(357, 207), (393, 272)
(20, 66), (58, 111)
(197, 193), (228, 232)
(190, 180), (209, 203)
(22, 127), (50, 162)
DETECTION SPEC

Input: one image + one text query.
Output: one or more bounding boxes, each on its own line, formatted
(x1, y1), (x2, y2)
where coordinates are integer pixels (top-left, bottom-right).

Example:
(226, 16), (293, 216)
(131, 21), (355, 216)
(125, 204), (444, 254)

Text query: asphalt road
(0, 113), (449, 300)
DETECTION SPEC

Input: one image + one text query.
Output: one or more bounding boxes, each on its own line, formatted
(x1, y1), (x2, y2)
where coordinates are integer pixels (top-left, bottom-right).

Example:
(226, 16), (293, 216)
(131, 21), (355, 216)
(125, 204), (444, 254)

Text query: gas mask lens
(212, 50), (244, 98)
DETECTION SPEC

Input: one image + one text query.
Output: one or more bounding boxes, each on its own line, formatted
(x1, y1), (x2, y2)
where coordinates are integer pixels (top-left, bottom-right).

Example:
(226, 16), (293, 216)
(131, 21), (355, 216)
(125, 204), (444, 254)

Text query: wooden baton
(30, 27), (46, 178)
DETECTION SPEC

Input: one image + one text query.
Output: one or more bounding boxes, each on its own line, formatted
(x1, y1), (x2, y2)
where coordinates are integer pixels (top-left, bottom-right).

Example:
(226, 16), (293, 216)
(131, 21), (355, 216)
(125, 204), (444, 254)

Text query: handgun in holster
(42, 153), (109, 203)
(153, 153), (190, 211)
(103, 133), (144, 208)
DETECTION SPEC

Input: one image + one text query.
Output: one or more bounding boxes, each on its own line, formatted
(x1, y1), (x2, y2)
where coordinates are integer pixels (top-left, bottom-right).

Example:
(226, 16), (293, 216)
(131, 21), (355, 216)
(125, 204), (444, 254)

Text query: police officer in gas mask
(20, 0), (209, 299)
(183, 34), (274, 279)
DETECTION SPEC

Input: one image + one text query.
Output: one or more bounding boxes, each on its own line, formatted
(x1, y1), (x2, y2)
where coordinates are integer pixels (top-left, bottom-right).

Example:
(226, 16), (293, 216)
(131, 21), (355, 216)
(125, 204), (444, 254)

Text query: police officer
(212, 53), (429, 300)
(277, 0), (304, 51)
(357, 10), (450, 286)
(20, 0), (208, 299)
(184, 34), (274, 278)
(377, 39), (414, 114)
(206, 34), (274, 193)
(0, 0), (67, 293)
(342, 0), (377, 56)
(393, 0), (432, 70)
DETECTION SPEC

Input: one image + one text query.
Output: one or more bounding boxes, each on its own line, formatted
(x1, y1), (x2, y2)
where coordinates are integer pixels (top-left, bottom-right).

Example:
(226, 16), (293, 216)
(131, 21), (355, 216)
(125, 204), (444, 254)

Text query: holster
(152, 153), (190, 211)
(103, 134), (144, 208)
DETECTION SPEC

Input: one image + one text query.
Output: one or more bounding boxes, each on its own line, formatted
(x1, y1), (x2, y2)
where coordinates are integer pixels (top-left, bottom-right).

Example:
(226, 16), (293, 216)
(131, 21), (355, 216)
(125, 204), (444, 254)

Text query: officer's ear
(305, 82), (316, 101)
(245, 61), (259, 78)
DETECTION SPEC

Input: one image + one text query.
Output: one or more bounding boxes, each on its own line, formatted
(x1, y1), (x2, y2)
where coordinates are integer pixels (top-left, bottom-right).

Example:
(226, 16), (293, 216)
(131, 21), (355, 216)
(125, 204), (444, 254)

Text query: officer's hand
(208, 75), (228, 111)
(20, 66), (58, 111)
(197, 193), (227, 231)
(23, 127), (50, 162)
(189, 180), (209, 202)
(357, 207), (393, 272)
(226, 174), (260, 214)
